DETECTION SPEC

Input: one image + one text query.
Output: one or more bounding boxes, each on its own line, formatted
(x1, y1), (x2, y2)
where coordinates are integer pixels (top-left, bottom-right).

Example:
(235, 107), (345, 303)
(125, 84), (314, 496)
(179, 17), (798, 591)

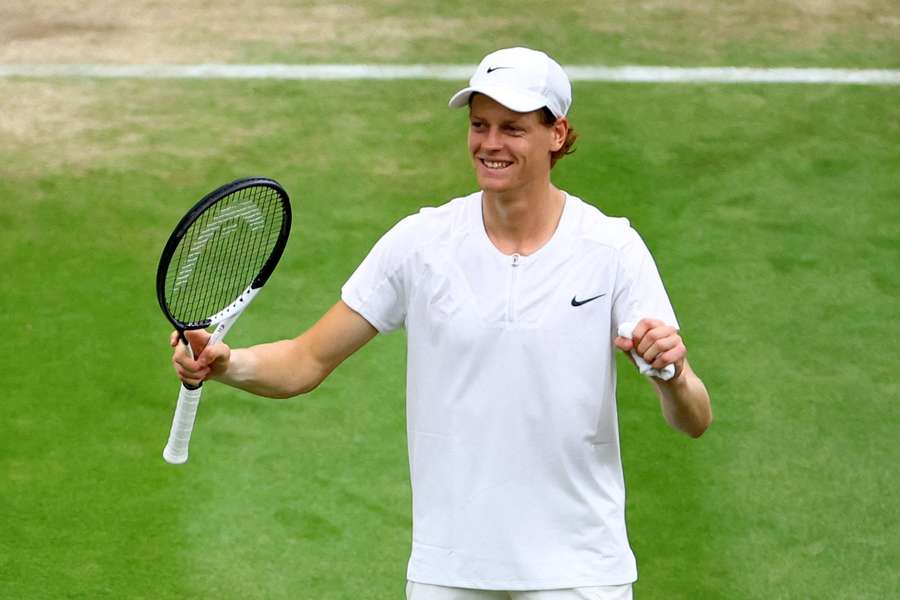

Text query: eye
(470, 120), (485, 131)
(504, 124), (525, 135)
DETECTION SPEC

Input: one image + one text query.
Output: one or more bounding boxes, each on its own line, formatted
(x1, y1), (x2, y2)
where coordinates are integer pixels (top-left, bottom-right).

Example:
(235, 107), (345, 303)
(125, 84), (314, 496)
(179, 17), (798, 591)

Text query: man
(172, 47), (711, 599)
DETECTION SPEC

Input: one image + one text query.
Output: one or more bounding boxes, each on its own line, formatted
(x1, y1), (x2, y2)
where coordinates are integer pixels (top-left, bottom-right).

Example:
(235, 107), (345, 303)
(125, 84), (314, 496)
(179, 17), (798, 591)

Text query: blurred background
(1, 2), (898, 598)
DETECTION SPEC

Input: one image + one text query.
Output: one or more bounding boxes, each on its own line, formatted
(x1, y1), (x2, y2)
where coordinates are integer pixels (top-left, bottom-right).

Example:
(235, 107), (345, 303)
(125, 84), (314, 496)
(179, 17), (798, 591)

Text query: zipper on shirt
(507, 253), (520, 322)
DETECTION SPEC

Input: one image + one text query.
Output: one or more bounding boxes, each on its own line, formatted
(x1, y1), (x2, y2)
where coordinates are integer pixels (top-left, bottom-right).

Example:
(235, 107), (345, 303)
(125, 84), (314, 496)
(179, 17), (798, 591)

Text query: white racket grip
(162, 293), (251, 464)
(163, 384), (203, 464)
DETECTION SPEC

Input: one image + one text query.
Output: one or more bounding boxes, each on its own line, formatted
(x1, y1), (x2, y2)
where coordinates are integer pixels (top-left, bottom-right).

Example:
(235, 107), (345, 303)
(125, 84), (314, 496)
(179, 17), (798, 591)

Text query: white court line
(1, 63), (899, 85)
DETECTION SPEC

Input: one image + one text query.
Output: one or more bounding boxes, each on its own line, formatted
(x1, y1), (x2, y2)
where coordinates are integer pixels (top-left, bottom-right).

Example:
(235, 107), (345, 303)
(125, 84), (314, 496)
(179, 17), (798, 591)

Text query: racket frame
(156, 177), (290, 331)
(157, 177), (291, 464)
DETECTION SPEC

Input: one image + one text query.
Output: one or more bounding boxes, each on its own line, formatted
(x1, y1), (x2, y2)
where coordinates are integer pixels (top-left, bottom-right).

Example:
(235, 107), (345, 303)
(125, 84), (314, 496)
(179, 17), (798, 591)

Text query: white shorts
(406, 581), (633, 600)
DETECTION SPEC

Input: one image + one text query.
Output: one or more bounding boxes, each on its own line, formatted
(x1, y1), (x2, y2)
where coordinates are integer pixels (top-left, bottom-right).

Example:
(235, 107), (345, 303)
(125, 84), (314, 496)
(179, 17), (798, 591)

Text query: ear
(550, 117), (569, 152)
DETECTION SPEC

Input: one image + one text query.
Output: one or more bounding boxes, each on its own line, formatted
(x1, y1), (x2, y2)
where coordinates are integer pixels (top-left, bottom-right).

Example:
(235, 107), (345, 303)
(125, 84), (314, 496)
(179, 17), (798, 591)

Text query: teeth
(483, 160), (511, 169)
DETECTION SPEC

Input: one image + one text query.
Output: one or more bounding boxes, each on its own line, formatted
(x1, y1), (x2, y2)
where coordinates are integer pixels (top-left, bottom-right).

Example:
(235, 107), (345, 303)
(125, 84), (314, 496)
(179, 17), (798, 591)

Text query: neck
(482, 180), (565, 256)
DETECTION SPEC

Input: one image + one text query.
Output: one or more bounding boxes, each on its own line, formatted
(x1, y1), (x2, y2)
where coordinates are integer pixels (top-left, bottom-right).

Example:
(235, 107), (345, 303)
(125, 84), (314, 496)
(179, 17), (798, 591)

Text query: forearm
(215, 338), (327, 399)
(210, 301), (378, 399)
(652, 360), (712, 438)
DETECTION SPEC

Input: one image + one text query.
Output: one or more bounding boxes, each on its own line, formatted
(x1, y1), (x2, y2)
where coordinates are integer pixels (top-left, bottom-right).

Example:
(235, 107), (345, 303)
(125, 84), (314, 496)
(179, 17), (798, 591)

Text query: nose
(482, 126), (503, 151)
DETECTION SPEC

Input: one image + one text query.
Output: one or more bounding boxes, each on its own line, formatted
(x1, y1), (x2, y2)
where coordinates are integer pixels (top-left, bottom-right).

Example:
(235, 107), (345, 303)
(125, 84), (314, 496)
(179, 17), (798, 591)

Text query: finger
(641, 335), (678, 363)
(169, 330), (179, 347)
(172, 335), (192, 361)
(172, 348), (204, 372)
(631, 318), (663, 346)
(179, 374), (206, 387)
(175, 363), (210, 385)
(631, 319), (652, 341)
(637, 325), (676, 356)
(650, 349), (675, 370)
(184, 329), (211, 356)
(636, 327), (659, 356)
(651, 344), (686, 370)
(196, 342), (227, 368)
(614, 336), (634, 352)
(614, 339), (637, 366)
(172, 341), (194, 364)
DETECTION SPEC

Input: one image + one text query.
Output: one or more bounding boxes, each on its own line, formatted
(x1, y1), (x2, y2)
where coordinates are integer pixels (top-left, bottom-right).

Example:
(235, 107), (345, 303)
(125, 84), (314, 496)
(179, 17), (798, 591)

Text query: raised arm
(171, 300), (378, 399)
(614, 318), (712, 438)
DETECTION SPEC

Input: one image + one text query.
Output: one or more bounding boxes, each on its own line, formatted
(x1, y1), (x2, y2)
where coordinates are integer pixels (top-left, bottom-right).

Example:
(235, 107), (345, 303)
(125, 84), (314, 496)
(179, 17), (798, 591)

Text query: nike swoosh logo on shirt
(570, 293), (607, 307)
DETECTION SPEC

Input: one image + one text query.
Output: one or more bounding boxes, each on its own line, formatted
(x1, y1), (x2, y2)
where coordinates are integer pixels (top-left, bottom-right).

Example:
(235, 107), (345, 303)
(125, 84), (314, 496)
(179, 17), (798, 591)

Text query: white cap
(448, 47), (572, 118)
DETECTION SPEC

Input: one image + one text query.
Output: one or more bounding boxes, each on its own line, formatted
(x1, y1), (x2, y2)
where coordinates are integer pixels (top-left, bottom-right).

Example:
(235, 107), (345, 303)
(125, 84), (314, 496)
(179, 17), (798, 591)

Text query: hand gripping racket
(157, 177), (292, 464)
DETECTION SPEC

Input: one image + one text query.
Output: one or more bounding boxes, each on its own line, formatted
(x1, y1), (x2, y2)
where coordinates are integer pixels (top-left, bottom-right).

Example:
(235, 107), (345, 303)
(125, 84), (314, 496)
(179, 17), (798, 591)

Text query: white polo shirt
(341, 191), (678, 590)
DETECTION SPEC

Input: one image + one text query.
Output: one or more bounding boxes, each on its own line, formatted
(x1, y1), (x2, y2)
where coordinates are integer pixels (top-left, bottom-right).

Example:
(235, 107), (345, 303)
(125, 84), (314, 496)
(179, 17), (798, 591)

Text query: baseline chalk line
(1, 64), (899, 85)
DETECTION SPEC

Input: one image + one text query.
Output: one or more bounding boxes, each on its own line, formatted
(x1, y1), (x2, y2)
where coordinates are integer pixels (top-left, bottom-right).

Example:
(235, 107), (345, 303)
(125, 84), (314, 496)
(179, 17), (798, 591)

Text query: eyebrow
(469, 114), (528, 127)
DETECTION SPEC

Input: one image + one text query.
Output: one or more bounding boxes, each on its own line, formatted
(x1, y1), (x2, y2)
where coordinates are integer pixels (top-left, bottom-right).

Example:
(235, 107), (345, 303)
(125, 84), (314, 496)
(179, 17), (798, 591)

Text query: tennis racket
(157, 177), (292, 464)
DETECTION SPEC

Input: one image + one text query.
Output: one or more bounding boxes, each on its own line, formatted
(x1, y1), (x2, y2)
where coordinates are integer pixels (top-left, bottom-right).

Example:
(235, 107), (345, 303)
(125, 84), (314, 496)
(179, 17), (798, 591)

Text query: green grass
(5, 0), (900, 68)
(1, 75), (898, 600)
(220, 0), (900, 69)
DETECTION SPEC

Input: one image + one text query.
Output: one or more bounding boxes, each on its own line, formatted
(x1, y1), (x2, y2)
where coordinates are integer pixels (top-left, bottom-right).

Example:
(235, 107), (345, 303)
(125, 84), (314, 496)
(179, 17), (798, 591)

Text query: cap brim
(448, 85), (548, 114)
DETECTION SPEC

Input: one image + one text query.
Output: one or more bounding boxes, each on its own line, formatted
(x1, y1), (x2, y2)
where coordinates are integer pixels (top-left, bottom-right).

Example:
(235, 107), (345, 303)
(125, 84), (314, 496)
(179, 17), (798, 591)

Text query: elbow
(687, 425), (707, 439)
(286, 366), (330, 398)
(264, 381), (319, 399)
(687, 411), (713, 439)
(292, 380), (322, 397)
(267, 389), (304, 400)
(266, 352), (331, 398)
(258, 376), (323, 399)
(283, 344), (340, 397)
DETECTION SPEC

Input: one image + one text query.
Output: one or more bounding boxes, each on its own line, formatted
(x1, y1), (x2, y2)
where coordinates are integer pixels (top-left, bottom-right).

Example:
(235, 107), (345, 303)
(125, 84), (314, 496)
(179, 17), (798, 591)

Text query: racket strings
(164, 186), (285, 325)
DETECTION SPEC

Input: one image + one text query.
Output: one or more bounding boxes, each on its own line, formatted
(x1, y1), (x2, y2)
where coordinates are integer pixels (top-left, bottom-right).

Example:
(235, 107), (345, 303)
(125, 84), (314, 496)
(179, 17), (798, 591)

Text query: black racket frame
(156, 177), (292, 332)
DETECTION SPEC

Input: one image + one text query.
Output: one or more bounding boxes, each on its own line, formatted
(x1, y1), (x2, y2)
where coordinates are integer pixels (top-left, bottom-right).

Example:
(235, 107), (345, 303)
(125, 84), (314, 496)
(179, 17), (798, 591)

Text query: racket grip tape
(163, 384), (204, 464)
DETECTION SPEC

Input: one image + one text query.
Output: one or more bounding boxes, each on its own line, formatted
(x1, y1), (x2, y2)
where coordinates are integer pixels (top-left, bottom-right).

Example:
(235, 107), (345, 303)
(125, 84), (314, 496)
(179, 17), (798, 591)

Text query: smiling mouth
(479, 158), (513, 170)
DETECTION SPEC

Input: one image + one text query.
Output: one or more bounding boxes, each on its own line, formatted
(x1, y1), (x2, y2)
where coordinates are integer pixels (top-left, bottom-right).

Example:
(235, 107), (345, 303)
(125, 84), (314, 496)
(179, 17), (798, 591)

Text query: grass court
(1, 2), (898, 598)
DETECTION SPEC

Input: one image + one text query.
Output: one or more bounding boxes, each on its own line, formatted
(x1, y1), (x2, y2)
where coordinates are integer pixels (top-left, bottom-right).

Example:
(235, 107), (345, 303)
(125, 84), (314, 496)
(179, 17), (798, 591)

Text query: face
(467, 94), (567, 195)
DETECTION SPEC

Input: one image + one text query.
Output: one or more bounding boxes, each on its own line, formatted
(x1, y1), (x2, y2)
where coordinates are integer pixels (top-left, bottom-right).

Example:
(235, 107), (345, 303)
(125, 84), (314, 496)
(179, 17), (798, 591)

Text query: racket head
(156, 177), (292, 331)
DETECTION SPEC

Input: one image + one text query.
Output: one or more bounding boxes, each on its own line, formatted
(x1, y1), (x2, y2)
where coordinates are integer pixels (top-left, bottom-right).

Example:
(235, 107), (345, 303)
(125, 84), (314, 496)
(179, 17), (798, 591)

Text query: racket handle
(163, 384), (203, 464)
(162, 313), (240, 464)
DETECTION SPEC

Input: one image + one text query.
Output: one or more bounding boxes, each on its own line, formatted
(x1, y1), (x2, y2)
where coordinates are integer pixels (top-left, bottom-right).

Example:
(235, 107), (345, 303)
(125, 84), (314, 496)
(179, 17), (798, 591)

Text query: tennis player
(172, 47), (712, 599)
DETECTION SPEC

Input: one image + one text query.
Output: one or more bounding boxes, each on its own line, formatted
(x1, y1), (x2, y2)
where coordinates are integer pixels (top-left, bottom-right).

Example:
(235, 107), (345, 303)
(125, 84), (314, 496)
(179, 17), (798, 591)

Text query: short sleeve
(611, 228), (679, 332)
(341, 216), (416, 333)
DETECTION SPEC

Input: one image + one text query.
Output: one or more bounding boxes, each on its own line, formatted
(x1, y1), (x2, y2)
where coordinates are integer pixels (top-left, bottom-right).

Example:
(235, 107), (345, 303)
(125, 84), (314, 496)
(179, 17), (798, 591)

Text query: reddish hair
(539, 107), (577, 168)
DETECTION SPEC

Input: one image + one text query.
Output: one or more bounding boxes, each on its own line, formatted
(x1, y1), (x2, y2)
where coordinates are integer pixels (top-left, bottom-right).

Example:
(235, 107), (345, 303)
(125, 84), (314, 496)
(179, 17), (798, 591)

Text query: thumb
(614, 336), (634, 352)
(197, 341), (224, 368)
(198, 341), (231, 374)
(614, 336), (637, 367)
(183, 329), (211, 357)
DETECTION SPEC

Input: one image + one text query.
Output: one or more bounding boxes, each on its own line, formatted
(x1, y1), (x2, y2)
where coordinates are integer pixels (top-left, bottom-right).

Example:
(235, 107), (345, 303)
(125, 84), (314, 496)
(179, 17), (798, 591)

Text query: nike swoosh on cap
(570, 293), (606, 307)
(486, 66), (512, 74)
